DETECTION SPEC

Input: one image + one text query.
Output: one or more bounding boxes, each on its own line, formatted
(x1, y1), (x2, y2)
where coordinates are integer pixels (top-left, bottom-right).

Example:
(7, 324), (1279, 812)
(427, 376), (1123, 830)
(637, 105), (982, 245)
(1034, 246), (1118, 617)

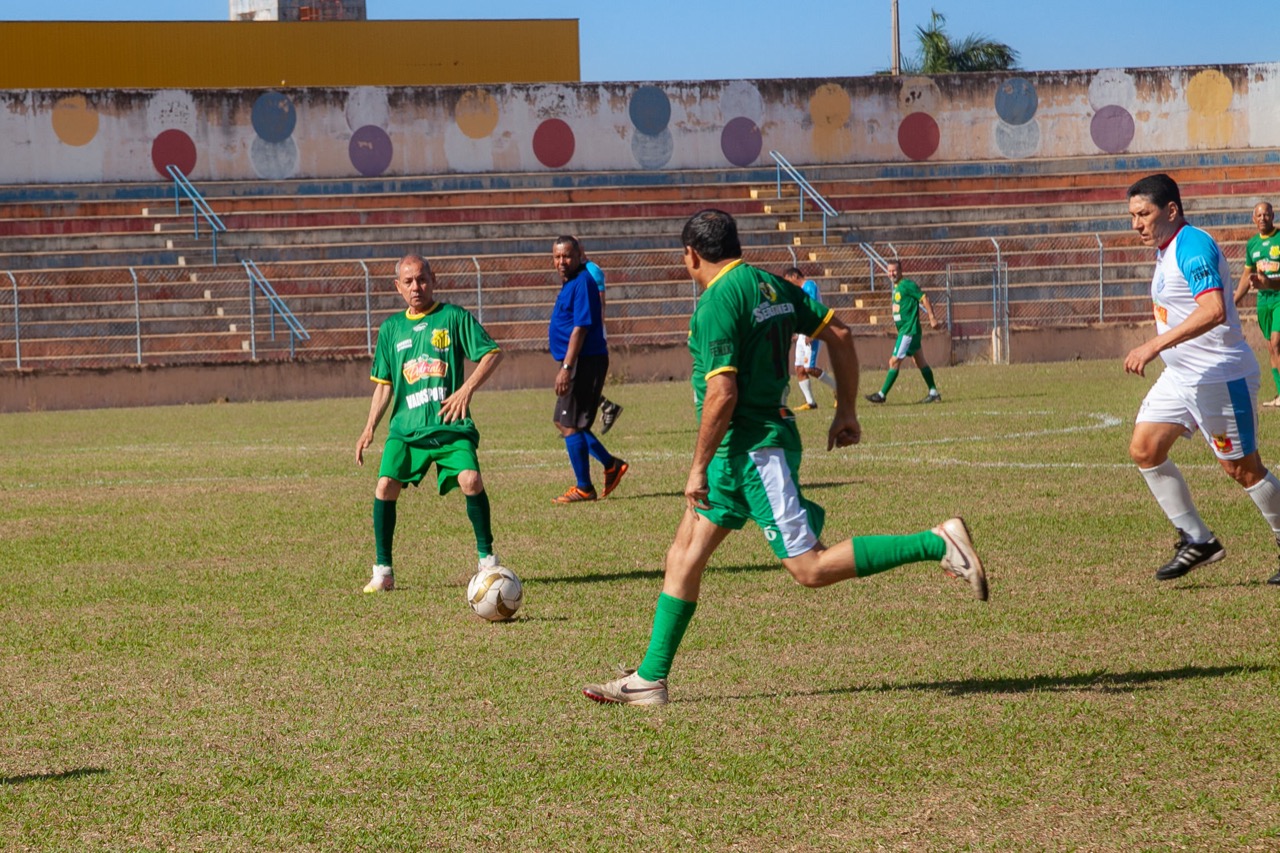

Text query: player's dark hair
(553, 235), (581, 253)
(782, 266), (803, 279)
(1127, 173), (1183, 215)
(681, 209), (741, 262)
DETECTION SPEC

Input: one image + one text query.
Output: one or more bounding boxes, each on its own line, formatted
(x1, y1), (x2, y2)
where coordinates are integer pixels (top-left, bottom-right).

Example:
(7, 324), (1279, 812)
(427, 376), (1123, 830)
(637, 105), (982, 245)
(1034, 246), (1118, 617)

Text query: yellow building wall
(0, 20), (578, 88)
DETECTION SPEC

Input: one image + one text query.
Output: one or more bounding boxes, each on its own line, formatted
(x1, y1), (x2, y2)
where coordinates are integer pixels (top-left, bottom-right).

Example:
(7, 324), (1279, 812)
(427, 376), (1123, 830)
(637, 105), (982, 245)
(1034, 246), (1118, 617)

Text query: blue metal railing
(242, 259), (310, 358)
(769, 150), (839, 245)
(166, 165), (228, 265)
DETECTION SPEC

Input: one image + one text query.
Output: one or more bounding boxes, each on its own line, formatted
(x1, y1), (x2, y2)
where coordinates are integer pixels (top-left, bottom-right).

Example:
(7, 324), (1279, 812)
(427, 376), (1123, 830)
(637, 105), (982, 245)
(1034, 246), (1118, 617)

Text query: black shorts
(553, 353), (608, 431)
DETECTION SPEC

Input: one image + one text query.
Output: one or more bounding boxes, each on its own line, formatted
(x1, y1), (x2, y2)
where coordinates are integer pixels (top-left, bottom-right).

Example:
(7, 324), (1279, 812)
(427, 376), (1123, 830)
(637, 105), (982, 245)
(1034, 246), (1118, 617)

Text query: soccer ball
(466, 565), (523, 622)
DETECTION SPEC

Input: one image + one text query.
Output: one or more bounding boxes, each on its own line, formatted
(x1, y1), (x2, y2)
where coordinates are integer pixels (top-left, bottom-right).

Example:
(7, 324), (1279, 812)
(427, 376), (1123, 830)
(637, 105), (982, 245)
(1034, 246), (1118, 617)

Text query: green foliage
(1, 360), (1278, 850)
(905, 9), (1020, 74)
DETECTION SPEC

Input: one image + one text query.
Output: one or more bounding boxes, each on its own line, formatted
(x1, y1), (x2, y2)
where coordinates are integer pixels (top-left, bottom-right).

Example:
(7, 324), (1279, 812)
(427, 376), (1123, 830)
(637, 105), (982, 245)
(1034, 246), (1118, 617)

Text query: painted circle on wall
(721, 116), (762, 167)
(898, 111), (940, 161)
(809, 82), (852, 128)
(995, 119), (1041, 159)
(1186, 68), (1233, 115)
(533, 119), (575, 168)
(151, 129), (197, 177)
(456, 88), (499, 140)
(994, 77), (1038, 126)
(1090, 105), (1135, 154)
(629, 86), (671, 136)
(251, 91), (297, 143)
(1088, 69), (1137, 111)
(349, 125), (393, 177)
(51, 95), (99, 147)
(250, 136), (299, 179)
(632, 128), (673, 170)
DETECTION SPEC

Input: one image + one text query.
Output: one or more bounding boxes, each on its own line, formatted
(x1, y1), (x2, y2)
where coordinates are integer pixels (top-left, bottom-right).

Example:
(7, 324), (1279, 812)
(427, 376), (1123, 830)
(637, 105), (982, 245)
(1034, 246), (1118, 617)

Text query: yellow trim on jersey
(371, 376), (392, 385)
(809, 308), (836, 340)
(706, 365), (739, 379)
(404, 301), (440, 320)
(704, 258), (744, 289)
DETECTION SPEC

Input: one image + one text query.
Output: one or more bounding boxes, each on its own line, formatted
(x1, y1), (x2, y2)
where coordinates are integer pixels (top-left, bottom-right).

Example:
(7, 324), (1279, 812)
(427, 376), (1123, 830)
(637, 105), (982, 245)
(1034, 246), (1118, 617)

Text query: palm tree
(904, 9), (1019, 73)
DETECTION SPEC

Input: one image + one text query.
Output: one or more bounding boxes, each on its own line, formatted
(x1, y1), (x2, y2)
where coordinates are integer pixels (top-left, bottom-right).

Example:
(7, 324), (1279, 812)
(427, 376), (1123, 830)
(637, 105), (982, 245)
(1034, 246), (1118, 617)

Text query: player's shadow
(536, 562), (777, 585)
(1, 767), (109, 786)
(698, 663), (1269, 703)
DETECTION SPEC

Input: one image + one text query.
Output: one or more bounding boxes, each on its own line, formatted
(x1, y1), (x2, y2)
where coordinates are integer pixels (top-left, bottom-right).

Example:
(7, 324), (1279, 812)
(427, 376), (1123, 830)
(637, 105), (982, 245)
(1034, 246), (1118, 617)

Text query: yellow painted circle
(51, 95), (99, 147)
(455, 89), (499, 140)
(809, 83), (852, 129)
(1186, 69), (1233, 115)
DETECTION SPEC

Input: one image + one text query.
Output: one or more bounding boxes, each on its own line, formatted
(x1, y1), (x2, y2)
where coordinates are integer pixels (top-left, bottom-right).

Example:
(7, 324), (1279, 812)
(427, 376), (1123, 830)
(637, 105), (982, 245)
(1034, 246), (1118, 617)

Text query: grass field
(2, 358), (1279, 851)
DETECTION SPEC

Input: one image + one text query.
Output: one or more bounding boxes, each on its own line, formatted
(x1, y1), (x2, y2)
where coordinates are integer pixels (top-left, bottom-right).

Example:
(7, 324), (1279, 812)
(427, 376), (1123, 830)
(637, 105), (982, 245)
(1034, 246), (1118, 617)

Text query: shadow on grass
(1, 767), (109, 786)
(535, 562), (777, 585)
(608, 479), (857, 502)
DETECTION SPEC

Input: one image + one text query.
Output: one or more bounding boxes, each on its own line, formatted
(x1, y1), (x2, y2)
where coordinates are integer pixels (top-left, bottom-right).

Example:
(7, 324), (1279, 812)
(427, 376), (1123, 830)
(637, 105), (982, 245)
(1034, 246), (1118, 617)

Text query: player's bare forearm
(687, 374), (736, 506)
(1125, 291), (1226, 376)
(441, 349), (503, 423)
(357, 383), (392, 465)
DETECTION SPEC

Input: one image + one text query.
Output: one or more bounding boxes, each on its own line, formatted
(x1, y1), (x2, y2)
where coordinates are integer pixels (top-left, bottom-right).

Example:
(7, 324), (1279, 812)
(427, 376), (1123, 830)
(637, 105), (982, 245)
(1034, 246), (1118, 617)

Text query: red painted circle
(532, 119), (575, 168)
(151, 129), (197, 177)
(898, 112), (940, 161)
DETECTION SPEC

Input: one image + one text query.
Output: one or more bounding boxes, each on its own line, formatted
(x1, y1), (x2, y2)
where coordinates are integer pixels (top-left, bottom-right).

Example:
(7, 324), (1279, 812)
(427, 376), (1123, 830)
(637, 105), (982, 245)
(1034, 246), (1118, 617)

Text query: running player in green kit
(355, 254), (505, 593)
(865, 259), (941, 404)
(581, 210), (987, 707)
(1233, 202), (1280, 408)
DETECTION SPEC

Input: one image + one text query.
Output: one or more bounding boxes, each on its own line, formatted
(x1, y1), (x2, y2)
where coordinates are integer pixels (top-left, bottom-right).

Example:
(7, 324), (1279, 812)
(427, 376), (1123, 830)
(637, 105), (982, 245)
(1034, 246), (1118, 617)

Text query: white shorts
(794, 336), (816, 368)
(1136, 370), (1259, 460)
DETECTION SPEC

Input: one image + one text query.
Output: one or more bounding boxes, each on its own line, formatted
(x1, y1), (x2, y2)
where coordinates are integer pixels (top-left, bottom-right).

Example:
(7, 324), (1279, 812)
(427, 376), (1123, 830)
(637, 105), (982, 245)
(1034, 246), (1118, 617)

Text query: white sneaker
(363, 565), (394, 593)
(477, 554), (499, 573)
(932, 517), (988, 601)
(583, 667), (669, 706)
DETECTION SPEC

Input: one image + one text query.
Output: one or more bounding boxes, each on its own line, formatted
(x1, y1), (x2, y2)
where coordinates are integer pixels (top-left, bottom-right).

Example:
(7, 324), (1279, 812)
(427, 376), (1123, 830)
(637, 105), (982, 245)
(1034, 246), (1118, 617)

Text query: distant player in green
(355, 254), (505, 593)
(1233, 202), (1280, 408)
(865, 259), (941, 404)
(581, 209), (988, 707)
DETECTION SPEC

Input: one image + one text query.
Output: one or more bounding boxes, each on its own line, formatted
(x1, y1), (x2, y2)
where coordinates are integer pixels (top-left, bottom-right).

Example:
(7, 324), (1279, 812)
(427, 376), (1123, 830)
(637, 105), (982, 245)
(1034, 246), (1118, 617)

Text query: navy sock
(582, 430), (615, 468)
(564, 432), (593, 490)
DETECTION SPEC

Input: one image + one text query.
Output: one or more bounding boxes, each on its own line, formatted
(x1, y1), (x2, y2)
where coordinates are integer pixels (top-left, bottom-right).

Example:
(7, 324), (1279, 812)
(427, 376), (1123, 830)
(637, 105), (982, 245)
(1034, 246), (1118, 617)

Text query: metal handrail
(857, 242), (895, 291)
(166, 165), (228, 265)
(5, 271), (18, 369)
(242, 259), (310, 358)
(769, 150), (839, 245)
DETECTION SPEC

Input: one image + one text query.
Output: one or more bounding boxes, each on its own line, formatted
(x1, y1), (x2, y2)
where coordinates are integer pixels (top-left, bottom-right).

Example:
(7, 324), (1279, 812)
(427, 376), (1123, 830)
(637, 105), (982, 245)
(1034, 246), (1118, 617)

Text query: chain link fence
(0, 234), (1254, 371)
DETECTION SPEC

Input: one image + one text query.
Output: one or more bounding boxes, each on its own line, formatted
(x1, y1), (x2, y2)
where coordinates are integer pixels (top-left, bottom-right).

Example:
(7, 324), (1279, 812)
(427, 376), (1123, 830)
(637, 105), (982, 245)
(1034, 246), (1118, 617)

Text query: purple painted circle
(533, 119), (575, 168)
(1090, 105), (1135, 154)
(349, 125), (393, 177)
(720, 116), (762, 167)
(151, 129), (197, 177)
(898, 112), (940, 161)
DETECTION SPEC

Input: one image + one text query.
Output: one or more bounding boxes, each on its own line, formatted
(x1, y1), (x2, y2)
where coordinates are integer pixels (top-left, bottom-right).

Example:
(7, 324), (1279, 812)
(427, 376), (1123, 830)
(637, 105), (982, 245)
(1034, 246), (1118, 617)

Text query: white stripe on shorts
(748, 447), (819, 557)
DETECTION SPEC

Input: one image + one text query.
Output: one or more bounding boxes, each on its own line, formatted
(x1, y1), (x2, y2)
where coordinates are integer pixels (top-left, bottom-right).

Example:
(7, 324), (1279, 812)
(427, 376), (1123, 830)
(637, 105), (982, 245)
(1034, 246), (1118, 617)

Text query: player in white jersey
(1123, 173), (1280, 585)
(783, 267), (836, 409)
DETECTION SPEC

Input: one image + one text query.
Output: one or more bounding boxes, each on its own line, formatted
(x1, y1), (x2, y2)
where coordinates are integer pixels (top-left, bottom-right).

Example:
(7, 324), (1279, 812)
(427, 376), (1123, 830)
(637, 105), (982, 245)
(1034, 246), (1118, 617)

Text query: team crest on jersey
(1271, 245), (1280, 259)
(1212, 433), (1233, 453)
(758, 280), (778, 303)
(402, 356), (447, 384)
(894, 291), (902, 303)
(431, 328), (451, 350)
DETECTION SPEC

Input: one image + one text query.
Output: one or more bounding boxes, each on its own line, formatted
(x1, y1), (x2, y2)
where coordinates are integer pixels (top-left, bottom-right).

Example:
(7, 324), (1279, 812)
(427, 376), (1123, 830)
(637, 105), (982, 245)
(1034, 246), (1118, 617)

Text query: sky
(2, 0), (1269, 82)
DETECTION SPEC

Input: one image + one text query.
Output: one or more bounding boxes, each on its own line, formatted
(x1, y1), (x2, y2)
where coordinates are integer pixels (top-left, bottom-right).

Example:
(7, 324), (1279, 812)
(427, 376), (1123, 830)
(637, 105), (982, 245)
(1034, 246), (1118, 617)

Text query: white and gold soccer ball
(466, 565), (523, 622)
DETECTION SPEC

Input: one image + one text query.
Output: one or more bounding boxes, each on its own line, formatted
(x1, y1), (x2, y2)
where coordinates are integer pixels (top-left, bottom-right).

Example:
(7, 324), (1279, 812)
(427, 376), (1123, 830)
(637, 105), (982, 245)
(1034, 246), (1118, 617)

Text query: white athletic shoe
(363, 565), (394, 593)
(583, 667), (669, 706)
(477, 554), (500, 573)
(932, 517), (989, 601)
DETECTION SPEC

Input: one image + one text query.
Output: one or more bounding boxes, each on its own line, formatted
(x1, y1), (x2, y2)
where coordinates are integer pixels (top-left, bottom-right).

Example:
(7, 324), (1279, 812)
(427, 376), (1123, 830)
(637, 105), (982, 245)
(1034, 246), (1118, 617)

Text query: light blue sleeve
(585, 261), (605, 292)
(1174, 228), (1225, 297)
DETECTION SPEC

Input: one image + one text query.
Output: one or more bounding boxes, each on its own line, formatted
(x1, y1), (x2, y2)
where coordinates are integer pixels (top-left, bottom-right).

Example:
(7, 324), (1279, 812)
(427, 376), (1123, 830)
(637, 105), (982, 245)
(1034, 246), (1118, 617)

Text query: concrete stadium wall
(1, 63), (1278, 185)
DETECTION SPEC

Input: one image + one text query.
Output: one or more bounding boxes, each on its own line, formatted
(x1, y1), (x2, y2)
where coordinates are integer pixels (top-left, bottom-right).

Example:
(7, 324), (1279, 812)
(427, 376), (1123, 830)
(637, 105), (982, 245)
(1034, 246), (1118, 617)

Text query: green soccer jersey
(1246, 231), (1280, 305)
(892, 278), (925, 336)
(371, 302), (499, 445)
(688, 259), (833, 456)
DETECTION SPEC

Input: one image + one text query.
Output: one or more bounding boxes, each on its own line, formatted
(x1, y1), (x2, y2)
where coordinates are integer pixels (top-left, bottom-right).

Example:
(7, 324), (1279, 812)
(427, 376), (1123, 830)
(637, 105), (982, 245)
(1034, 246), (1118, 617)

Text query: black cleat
(920, 391), (942, 404)
(600, 398), (623, 434)
(1155, 530), (1225, 580)
(865, 392), (886, 404)
(1268, 569), (1280, 586)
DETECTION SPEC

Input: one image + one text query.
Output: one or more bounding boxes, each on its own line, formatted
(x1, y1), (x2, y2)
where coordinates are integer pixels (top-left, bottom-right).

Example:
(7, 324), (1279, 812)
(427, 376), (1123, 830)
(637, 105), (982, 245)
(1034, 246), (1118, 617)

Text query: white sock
(798, 379), (816, 406)
(1139, 460), (1213, 543)
(816, 371), (836, 390)
(1244, 470), (1280, 540)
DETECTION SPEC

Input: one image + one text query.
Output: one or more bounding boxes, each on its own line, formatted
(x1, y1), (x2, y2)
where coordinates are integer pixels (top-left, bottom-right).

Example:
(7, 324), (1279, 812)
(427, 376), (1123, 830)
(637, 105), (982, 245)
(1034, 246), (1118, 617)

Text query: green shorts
(696, 446), (825, 559)
(1258, 297), (1280, 340)
(892, 331), (921, 359)
(379, 435), (480, 495)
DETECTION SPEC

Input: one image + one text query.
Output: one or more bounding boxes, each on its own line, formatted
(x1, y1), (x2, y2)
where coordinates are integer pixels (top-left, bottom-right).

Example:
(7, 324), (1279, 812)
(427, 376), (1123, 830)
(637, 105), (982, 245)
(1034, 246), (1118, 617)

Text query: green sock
(373, 498), (396, 566)
(852, 531), (945, 576)
(1271, 368), (1280, 397)
(466, 491), (494, 558)
(921, 366), (937, 392)
(636, 593), (698, 682)
(880, 368), (899, 396)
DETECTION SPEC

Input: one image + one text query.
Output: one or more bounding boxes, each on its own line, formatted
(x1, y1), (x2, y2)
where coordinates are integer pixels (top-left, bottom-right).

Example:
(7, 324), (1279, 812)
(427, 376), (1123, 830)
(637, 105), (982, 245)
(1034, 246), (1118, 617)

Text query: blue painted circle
(994, 77), (1037, 126)
(251, 91), (297, 143)
(629, 86), (671, 136)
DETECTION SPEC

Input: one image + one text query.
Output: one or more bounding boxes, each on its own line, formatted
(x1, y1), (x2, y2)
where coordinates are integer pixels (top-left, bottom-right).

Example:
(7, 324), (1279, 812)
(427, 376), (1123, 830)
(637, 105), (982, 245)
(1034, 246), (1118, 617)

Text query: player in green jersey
(1233, 202), (1280, 408)
(865, 260), (941, 404)
(581, 210), (988, 707)
(355, 254), (505, 593)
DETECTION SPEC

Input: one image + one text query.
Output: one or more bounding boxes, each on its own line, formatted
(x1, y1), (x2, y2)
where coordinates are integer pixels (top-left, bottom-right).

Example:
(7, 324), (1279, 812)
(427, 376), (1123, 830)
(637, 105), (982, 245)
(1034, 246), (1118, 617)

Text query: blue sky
(5, 1), (1268, 82)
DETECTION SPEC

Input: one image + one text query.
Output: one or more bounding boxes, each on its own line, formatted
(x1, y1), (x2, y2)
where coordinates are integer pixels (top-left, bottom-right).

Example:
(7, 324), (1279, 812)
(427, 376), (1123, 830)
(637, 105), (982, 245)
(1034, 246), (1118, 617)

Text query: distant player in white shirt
(783, 267), (836, 410)
(1124, 173), (1280, 585)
